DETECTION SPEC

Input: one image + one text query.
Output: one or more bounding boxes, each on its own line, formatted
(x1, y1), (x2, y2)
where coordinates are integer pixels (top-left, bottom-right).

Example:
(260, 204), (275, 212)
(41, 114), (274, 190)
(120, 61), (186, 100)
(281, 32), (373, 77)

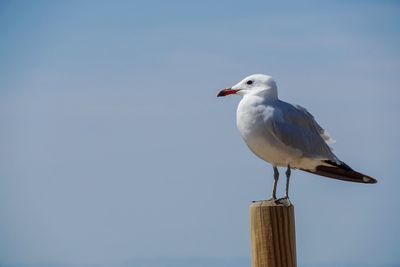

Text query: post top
(250, 199), (294, 208)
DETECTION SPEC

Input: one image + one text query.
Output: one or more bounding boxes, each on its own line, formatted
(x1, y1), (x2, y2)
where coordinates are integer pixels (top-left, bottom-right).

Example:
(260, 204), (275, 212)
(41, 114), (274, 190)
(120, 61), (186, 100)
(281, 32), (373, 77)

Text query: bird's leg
(276, 165), (292, 206)
(254, 167), (280, 204)
(271, 166), (279, 200)
(285, 165), (291, 199)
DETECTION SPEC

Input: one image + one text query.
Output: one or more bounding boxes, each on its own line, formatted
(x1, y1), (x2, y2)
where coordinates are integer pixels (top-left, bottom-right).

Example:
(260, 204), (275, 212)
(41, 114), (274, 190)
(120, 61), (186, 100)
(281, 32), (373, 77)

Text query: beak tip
(217, 88), (238, 98)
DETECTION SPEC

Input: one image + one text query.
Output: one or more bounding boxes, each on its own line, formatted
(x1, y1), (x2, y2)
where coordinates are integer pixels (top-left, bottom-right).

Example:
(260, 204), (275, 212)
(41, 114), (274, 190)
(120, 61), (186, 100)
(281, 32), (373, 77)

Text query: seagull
(217, 74), (377, 204)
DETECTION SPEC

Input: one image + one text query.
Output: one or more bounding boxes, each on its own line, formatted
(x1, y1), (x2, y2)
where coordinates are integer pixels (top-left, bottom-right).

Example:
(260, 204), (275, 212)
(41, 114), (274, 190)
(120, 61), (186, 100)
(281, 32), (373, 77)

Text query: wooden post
(250, 200), (297, 267)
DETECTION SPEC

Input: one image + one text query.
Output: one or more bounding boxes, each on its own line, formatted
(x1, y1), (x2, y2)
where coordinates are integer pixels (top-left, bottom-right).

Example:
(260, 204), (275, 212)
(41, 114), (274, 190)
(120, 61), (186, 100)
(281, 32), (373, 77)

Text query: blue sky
(0, 1), (399, 267)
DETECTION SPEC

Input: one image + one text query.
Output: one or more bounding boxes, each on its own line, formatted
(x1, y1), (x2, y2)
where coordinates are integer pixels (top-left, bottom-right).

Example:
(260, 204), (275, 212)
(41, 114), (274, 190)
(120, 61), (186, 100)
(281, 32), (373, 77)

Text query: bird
(217, 74), (377, 205)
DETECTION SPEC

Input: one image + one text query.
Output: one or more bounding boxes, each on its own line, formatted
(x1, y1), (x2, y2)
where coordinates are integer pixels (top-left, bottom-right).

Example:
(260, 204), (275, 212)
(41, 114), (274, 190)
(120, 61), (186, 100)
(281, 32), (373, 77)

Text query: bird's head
(217, 74), (278, 99)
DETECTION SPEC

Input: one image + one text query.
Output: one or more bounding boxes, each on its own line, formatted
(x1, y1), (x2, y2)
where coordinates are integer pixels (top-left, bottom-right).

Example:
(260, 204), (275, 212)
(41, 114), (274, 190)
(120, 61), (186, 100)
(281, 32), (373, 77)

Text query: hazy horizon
(1, 259), (400, 267)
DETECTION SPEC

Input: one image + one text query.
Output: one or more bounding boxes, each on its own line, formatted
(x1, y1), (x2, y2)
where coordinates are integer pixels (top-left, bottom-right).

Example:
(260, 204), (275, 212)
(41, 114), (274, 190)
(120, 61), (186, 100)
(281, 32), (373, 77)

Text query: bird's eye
(246, 80), (253, 85)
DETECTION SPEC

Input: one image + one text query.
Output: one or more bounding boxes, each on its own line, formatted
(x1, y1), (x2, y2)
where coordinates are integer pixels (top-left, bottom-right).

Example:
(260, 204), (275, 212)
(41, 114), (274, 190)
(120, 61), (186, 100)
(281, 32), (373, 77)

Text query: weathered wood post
(250, 200), (297, 267)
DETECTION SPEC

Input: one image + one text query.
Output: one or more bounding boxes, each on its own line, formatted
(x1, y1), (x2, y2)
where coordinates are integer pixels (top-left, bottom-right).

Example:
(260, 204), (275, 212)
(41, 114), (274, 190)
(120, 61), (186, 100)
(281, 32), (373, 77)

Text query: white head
(217, 74), (278, 99)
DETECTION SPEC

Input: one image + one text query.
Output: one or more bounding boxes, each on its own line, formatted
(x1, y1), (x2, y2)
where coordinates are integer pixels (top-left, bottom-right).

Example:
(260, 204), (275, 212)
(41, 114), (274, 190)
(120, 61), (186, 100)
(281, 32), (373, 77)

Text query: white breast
(236, 96), (299, 167)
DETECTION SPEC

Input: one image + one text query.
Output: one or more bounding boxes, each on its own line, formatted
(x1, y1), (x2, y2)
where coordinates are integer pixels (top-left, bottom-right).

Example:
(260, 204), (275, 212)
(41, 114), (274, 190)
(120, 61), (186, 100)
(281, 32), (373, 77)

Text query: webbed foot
(275, 197), (292, 207)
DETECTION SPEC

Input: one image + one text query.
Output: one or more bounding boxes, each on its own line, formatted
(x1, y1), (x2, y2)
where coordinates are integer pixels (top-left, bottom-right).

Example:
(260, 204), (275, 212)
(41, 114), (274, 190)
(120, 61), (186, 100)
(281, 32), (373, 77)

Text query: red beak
(217, 88), (240, 97)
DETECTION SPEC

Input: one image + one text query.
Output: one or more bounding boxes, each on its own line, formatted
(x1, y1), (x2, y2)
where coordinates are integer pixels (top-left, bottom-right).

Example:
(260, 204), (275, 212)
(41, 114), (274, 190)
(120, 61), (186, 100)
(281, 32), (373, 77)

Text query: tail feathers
(301, 160), (377, 184)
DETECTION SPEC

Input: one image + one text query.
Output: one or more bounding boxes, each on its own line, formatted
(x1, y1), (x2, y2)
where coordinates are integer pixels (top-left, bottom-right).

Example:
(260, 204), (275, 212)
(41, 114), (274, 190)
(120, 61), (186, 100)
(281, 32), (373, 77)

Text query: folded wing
(270, 101), (337, 161)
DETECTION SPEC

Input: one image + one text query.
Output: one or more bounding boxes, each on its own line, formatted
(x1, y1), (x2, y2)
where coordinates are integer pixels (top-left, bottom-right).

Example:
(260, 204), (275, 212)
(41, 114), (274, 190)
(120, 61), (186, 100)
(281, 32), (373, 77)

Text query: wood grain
(250, 200), (297, 267)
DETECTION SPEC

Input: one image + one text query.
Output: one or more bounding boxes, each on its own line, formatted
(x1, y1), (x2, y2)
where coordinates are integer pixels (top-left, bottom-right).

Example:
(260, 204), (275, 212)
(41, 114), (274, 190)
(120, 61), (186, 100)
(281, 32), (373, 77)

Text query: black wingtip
(302, 160), (378, 184)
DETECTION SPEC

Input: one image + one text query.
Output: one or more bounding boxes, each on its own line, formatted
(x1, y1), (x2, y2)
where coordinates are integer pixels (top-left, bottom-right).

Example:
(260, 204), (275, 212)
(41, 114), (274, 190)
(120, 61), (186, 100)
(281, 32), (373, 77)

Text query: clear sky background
(0, 1), (399, 267)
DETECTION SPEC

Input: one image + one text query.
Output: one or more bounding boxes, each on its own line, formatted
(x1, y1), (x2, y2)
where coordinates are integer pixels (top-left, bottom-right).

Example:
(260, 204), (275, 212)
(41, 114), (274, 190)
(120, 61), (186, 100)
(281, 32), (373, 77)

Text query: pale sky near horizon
(1, 1), (399, 267)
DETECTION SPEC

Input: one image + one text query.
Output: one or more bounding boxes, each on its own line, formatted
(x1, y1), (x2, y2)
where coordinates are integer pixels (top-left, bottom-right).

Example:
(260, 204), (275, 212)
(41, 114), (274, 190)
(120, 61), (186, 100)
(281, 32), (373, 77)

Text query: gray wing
(270, 101), (337, 160)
